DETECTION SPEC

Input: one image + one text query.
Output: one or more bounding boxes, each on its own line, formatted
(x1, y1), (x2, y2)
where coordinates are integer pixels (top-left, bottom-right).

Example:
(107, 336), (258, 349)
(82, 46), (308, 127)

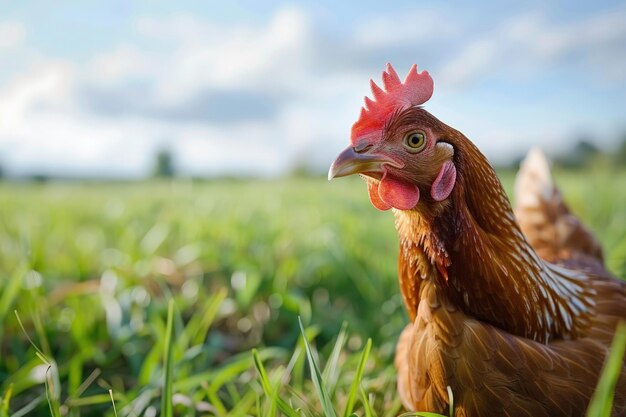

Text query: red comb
(351, 63), (433, 145)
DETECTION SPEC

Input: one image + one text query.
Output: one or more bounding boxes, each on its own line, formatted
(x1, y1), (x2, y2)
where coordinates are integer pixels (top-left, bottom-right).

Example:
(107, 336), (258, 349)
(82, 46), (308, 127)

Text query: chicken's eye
(403, 131), (426, 153)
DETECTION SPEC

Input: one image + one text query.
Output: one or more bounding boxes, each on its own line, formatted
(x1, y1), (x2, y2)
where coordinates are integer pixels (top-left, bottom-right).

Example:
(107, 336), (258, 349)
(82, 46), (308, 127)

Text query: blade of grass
(0, 266), (26, 346)
(44, 366), (62, 417)
(225, 381), (241, 404)
(67, 356), (83, 403)
(15, 310), (62, 416)
(14, 311), (49, 363)
(383, 396), (404, 417)
(322, 321), (348, 396)
(252, 348), (300, 417)
(587, 321), (626, 417)
(200, 381), (228, 417)
(31, 307), (52, 360)
(189, 287), (227, 346)
(0, 384), (13, 417)
(109, 390), (119, 417)
(69, 368), (101, 400)
(359, 386), (373, 417)
(173, 347), (285, 393)
(65, 394), (119, 408)
(138, 339), (163, 386)
(280, 345), (301, 387)
(228, 390), (258, 417)
(161, 299), (175, 417)
(447, 386), (454, 417)
(205, 388), (228, 417)
(292, 325), (319, 391)
(119, 387), (159, 417)
(10, 392), (47, 417)
(298, 316), (337, 417)
(342, 338), (372, 417)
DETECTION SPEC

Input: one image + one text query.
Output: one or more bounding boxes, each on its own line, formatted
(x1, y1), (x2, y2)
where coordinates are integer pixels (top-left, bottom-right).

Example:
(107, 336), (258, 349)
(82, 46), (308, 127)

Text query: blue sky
(1, 1), (625, 177)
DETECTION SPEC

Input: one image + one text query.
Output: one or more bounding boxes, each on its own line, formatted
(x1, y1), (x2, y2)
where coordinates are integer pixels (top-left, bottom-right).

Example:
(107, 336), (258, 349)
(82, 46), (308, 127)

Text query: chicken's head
(328, 64), (456, 211)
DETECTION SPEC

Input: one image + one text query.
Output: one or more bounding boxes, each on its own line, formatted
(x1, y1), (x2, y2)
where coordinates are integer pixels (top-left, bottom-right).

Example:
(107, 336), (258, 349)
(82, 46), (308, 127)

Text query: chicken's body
(395, 275), (626, 416)
(392, 141), (626, 416)
(329, 64), (626, 416)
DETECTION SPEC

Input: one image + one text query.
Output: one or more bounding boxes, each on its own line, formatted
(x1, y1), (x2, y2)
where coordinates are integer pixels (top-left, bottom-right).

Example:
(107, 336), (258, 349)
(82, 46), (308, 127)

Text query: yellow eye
(403, 131), (426, 152)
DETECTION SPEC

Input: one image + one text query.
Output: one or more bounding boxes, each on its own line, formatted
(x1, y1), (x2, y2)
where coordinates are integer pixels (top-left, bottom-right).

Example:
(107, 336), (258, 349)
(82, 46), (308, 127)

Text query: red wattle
(368, 181), (392, 211)
(378, 173), (420, 210)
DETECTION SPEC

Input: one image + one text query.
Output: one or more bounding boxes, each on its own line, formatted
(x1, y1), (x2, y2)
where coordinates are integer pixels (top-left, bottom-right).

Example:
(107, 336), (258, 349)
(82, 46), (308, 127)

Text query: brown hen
(329, 64), (626, 416)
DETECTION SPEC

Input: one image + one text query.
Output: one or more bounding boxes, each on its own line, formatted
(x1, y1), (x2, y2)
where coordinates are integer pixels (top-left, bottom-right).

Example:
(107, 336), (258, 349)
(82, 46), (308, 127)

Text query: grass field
(1, 168), (625, 416)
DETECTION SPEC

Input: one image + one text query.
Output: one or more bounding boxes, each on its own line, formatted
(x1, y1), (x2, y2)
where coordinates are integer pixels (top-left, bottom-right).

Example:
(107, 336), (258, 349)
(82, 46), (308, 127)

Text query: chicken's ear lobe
(431, 160), (457, 201)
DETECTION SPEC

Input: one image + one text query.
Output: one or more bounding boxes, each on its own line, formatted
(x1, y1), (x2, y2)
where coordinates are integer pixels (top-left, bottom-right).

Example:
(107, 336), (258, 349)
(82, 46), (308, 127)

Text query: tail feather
(514, 147), (604, 265)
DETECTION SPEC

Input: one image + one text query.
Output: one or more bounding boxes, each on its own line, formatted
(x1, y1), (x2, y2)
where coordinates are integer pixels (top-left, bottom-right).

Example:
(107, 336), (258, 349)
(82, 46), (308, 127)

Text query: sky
(1, 0), (625, 178)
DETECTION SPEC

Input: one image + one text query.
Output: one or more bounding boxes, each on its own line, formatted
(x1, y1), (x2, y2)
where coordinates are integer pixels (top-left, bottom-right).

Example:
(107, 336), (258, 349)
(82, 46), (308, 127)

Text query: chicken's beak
(328, 146), (396, 180)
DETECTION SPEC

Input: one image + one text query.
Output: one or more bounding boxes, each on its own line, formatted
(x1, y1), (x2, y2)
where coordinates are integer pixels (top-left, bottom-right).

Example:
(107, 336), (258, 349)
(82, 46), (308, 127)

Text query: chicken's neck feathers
(394, 139), (595, 343)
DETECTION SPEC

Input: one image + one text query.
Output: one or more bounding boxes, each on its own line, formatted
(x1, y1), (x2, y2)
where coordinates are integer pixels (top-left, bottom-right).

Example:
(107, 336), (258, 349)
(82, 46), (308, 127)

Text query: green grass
(0, 169), (625, 416)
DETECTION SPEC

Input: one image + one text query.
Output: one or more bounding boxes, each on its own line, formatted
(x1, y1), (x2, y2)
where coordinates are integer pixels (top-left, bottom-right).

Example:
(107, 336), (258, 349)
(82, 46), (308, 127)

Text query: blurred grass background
(1, 168), (625, 416)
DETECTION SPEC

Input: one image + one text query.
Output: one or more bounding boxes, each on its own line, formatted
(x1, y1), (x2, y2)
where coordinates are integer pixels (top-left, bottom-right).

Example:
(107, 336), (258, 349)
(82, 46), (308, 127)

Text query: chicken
(328, 63), (626, 416)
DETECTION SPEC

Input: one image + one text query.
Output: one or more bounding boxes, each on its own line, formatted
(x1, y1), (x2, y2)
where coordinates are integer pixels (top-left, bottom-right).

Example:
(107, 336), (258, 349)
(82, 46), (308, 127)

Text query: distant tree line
(551, 135), (626, 169)
(497, 135), (626, 171)
(148, 135), (626, 179)
(1, 135), (625, 183)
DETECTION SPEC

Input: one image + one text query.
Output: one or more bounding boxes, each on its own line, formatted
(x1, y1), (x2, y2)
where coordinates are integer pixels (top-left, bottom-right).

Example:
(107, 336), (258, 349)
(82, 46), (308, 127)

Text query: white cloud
(439, 8), (626, 87)
(89, 44), (153, 84)
(0, 21), (26, 50)
(130, 8), (314, 101)
(0, 61), (75, 132)
(8, 115), (155, 177)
